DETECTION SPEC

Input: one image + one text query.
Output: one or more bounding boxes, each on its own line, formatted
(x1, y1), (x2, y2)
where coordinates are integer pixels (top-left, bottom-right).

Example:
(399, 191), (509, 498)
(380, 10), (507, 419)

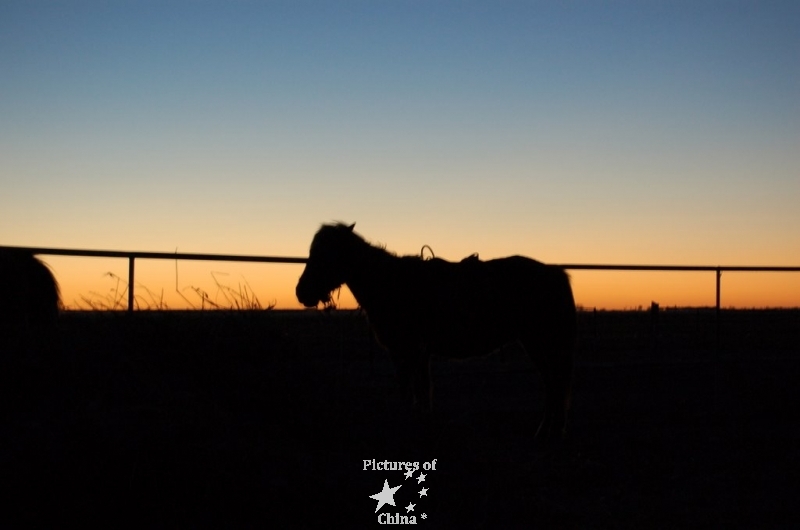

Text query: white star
(404, 469), (414, 480)
(419, 487), (428, 497)
(406, 502), (416, 513)
(416, 473), (426, 484)
(421, 513), (428, 520)
(369, 480), (402, 513)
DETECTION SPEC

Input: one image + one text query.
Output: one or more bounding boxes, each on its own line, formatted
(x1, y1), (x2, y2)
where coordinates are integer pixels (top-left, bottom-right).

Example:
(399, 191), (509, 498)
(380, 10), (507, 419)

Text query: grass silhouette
(73, 270), (275, 310)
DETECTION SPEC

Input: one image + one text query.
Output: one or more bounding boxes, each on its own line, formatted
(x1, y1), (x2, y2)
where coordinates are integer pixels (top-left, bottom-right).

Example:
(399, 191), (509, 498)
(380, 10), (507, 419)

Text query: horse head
(296, 222), (357, 307)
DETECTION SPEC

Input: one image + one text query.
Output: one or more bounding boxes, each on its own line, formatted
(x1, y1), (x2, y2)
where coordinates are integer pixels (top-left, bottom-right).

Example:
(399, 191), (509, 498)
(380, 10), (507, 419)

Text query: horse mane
(317, 222), (396, 258)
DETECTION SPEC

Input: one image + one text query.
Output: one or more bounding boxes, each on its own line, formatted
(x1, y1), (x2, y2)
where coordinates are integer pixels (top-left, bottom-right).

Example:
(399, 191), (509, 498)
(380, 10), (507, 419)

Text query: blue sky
(1, 1), (798, 307)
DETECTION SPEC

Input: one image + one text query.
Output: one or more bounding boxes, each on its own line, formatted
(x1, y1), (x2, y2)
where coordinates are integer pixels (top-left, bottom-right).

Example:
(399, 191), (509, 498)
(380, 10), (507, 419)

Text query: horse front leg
(388, 347), (414, 406)
(389, 347), (432, 415)
(409, 349), (432, 415)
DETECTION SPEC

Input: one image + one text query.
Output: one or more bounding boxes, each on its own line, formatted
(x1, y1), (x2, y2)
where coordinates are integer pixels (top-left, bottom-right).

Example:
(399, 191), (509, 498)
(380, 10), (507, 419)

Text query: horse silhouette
(0, 249), (61, 353)
(296, 223), (577, 444)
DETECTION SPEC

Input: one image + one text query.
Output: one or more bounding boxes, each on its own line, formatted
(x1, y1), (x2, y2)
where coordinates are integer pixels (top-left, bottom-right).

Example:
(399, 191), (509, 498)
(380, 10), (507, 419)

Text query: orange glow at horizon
(43, 256), (800, 311)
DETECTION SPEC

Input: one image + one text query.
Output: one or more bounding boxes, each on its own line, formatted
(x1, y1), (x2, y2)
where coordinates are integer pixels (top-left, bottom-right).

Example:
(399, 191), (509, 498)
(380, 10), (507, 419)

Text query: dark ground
(2, 309), (799, 528)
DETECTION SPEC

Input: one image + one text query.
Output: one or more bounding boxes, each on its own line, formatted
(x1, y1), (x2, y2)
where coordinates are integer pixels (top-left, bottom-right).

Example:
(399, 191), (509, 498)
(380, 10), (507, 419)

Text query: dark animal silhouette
(0, 249), (61, 353)
(296, 223), (577, 443)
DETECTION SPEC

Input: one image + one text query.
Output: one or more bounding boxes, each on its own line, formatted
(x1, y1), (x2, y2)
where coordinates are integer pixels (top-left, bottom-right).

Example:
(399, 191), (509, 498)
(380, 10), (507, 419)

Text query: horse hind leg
(522, 336), (574, 446)
(547, 349), (574, 442)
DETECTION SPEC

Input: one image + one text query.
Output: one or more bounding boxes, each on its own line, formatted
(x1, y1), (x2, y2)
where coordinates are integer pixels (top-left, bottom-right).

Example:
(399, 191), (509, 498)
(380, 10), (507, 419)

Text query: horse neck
(344, 242), (395, 311)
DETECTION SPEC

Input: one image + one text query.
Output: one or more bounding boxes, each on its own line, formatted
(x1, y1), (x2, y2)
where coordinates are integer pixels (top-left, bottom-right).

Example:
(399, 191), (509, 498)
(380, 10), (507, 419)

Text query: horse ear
(347, 223), (355, 231)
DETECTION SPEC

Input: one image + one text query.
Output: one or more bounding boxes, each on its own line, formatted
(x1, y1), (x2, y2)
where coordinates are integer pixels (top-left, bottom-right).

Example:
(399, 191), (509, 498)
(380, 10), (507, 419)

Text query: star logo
(364, 459), (439, 523)
(369, 479), (402, 513)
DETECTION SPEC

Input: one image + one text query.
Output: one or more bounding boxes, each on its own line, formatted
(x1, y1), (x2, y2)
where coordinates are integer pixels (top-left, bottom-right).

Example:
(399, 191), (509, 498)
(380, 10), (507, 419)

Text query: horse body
(296, 223), (576, 443)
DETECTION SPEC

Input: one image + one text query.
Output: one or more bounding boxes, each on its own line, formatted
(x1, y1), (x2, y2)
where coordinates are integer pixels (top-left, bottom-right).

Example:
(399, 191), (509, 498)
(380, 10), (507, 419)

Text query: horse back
(427, 255), (572, 312)
(368, 254), (575, 358)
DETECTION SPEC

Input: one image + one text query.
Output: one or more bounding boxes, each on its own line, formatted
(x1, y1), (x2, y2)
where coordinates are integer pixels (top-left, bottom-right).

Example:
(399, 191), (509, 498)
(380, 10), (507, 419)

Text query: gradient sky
(1, 1), (798, 309)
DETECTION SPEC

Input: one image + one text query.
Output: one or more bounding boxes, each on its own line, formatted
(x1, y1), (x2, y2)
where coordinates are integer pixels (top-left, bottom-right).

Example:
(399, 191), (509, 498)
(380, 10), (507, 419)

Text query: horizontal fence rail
(0, 246), (307, 264)
(1, 245), (307, 313)
(554, 264), (800, 272)
(2, 245), (799, 315)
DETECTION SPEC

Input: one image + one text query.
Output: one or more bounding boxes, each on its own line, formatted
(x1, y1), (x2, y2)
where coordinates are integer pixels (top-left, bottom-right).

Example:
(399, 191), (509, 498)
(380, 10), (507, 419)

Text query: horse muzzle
(295, 291), (315, 307)
(295, 284), (322, 308)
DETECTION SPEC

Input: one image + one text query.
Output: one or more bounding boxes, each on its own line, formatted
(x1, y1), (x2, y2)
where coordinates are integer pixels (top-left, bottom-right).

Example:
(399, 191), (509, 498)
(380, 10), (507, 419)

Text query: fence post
(128, 256), (135, 312)
(715, 268), (721, 352)
(650, 301), (659, 352)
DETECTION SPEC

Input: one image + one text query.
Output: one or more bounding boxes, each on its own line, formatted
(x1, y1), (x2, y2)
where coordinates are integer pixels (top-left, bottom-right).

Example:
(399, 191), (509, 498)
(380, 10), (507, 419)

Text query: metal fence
(2, 245), (799, 315)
